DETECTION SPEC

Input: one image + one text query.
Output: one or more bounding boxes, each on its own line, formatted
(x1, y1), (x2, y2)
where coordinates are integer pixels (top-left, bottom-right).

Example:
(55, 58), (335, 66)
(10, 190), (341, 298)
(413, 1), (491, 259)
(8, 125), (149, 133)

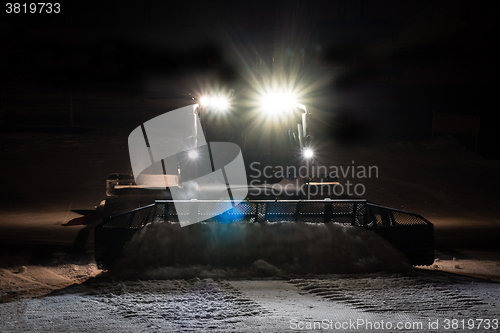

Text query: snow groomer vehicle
(94, 77), (434, 269)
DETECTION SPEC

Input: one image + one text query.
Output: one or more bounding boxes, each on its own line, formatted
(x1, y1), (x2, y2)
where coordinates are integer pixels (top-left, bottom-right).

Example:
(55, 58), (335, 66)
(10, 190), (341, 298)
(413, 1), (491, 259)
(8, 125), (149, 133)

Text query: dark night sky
(1, 1), (496, 85)
(1, 0), (499, 156)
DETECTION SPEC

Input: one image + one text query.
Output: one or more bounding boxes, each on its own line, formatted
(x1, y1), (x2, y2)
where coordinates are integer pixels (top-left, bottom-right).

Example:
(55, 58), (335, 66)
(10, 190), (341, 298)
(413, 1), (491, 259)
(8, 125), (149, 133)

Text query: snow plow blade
(94, 199), (434, 270)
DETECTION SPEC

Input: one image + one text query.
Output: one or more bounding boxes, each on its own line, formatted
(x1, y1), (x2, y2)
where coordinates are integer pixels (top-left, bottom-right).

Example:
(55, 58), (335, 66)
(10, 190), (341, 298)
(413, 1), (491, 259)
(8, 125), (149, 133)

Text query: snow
(419, 258), (500, 283)
(110, 221), (411, 280)
(1, 272), (499, 332)
(0, 258), (99, 302)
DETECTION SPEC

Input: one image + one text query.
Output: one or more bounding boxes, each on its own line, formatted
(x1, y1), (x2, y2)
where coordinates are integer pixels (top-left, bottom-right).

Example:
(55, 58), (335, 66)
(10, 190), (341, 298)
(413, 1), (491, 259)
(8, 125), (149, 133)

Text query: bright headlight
(188, 150), (199, 159)
(261, 92), (297, 114)
(211, 96), (229, 110)
(200, 96), (209, 107)
(199, 95), (229, 111)
(303, 148), (313, 159)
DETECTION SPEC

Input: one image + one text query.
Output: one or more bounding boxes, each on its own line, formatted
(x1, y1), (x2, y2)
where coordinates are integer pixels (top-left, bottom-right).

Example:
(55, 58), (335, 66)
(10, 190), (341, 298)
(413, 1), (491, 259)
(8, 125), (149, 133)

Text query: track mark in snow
(3, 273), (499, 332)
(103, 279), (268, 330)
(23, 278), (270, 332)
(289, 272), (499, 318)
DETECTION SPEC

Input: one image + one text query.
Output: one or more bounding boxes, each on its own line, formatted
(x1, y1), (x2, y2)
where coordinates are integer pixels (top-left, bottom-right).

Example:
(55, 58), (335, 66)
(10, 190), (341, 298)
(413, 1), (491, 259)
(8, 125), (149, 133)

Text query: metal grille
(101, 200), (431, 229)
(102, 204), (154, 229)
(297, 202), (325, 223)
(367, 203), (430, 227)
(152, 202), (165, 223)
(331, 202), (354, 214)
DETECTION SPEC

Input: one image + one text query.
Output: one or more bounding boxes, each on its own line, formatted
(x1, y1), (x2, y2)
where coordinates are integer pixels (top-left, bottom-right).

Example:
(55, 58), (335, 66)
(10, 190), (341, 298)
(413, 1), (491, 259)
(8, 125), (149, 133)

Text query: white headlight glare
(211, 96), (229, 110)
(188, 150), (199, 159)
(303, 148), (313, 159)
(262, 92), (296, 114)
(201, 95), (229, 111)
(218, 97), (229, 109)
(281, 93), (296, 109)
(200, 96), (209, 107)
(212, 97), (221, 108)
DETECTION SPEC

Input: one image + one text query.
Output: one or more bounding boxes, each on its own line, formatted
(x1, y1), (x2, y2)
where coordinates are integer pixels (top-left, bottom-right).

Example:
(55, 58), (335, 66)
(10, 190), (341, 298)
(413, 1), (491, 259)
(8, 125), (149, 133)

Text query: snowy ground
(1, 271), (499, 332)
(1, 130), (500, 331)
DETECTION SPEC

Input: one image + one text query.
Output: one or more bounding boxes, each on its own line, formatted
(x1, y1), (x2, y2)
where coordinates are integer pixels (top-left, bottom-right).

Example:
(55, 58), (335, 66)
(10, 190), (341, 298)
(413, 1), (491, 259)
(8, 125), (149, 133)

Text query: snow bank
(110, 222), (411, 279)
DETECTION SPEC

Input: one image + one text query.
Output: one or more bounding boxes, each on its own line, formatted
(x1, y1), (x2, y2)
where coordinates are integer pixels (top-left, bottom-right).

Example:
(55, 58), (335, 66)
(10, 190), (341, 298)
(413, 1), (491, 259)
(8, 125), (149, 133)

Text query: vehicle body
(92, 78), (434, 269)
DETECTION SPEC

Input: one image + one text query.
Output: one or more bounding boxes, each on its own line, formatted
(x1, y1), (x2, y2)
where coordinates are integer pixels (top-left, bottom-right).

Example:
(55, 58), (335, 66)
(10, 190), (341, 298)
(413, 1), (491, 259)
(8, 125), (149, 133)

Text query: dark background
(1, 0), (499, 157)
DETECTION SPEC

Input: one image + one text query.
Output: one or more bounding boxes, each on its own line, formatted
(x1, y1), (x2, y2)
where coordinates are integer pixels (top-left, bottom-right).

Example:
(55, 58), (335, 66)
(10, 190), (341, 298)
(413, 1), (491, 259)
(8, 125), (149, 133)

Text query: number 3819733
(6, 3), (60, 14)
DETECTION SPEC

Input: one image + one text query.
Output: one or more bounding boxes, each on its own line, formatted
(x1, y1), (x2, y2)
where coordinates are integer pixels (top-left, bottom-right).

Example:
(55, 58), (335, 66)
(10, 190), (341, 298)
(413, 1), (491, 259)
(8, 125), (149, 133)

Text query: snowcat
(91, 82), (434, 270)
